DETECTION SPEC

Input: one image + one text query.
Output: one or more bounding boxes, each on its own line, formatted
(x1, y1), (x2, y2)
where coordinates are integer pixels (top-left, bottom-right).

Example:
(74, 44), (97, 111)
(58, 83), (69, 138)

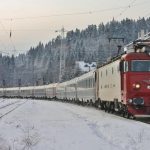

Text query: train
(0, 39), (150, 119)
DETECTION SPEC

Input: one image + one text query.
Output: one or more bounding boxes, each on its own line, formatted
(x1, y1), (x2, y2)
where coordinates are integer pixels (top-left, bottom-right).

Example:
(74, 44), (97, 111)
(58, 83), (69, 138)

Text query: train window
(119, 61), (124, 72)
(120, 61), (128, 72)
(95, 72), (97, 82)
(90, 79), (91, 88)
(131, 60), (150, 72)
(86, 80), (87, 88)
(89, 79), (90, 88)
(124, 61), (129, 72)
(86, 79), (88, 88)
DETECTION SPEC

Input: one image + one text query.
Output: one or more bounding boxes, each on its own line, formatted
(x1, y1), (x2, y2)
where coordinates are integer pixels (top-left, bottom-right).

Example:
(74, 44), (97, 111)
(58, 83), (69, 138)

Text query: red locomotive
(96, 40), (150, 118)
(121, 52), (150, 117)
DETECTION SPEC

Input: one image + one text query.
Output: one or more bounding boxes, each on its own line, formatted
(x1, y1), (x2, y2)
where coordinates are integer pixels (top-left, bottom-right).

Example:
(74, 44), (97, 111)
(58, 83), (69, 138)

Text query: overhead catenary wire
(116, 0), (137, 19)
(0, 1), (149, 33)
(0, 29), (56, 32)
(0, 0), (149, 55)
(0, 1), (149, 21)
(0, 20), (17, 55)
(0, 6), (127, 20)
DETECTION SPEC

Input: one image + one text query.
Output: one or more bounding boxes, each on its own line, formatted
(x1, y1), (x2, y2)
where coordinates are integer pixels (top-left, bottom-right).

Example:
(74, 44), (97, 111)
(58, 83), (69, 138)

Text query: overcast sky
(0, 0), (149, 55)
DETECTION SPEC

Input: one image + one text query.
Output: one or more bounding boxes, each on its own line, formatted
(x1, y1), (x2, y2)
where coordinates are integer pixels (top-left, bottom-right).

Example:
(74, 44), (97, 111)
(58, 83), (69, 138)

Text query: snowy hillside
(0, 98), (150, 150)
(1, 18), (150, 86)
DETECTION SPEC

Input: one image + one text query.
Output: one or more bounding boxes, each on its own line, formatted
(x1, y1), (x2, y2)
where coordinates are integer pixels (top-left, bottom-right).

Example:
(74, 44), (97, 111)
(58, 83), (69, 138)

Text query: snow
(0, 98), (150, 150)
(75, 61), (96, 72)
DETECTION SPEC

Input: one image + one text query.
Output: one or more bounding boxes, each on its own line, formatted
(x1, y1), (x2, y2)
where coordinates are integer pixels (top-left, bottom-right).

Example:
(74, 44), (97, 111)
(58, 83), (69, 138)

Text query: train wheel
(106, 102), (111, 113)
(127, 113), (130, 119)
(89, 100), (93, 106)
(100, 102), (105, 110)
(103, 103), (107, 112)
(110, 103), (114, 114)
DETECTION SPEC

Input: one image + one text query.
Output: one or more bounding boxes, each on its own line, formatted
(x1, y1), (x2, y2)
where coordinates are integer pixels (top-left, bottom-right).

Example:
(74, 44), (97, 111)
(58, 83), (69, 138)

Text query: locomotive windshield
(131, 60), (150, 72)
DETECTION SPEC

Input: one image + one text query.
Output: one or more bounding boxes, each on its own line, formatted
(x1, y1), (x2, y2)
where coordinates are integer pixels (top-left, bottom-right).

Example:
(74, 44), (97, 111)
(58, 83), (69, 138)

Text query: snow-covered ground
(0, 98), (150, 150)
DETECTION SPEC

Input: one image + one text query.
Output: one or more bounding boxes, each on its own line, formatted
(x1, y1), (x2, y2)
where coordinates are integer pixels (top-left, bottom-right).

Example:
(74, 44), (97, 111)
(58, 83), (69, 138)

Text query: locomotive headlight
(135, 84), (140, 89)
(128, 99), (133, 103)
(133, 83), (141, 89)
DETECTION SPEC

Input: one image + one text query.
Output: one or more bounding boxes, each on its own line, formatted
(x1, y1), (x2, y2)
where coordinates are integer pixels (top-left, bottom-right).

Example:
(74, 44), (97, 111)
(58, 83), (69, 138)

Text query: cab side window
(120, 61), (128, 72)
(124, 61), (129, 72)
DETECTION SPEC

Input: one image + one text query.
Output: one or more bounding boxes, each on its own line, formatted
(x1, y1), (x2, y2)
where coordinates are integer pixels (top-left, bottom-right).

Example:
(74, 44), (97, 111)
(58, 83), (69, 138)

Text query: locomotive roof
(121, 52), (150, 60)
(97, 51), (150, 69)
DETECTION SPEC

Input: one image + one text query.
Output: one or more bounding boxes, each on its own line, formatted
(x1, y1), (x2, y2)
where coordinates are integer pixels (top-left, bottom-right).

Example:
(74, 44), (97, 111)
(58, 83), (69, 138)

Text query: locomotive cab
(121, 52), (150, 117)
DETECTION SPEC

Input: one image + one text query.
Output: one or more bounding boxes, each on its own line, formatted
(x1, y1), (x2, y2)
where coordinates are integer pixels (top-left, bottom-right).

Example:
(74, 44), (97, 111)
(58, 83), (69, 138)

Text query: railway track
(0, 99), (6, 103)
(1, 98), (150, 125)
(0, 100), (27, 119)
(0, 100), (21, 109)
(54, 99), (150, 125)
(136, 118), (150, 124)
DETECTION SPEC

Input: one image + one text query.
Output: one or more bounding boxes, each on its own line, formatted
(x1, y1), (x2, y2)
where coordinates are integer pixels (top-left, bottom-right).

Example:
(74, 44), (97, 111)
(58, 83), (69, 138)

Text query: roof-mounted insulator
(133, 39), (150, 52)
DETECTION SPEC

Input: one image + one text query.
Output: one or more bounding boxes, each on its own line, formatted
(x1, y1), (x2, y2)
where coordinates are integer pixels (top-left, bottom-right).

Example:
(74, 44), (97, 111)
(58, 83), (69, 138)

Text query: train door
(95, 70), (99, 100)
(120, 60), (128, 104)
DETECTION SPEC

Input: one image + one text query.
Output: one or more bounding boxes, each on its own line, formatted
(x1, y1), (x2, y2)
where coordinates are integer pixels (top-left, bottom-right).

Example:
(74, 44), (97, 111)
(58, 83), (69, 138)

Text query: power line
(116, 0), (137, 19)
(0, 0), (149, 56)
(0, 20), (17, 55)
(0, 1), (148, 21)
(0, 29), (56, 32)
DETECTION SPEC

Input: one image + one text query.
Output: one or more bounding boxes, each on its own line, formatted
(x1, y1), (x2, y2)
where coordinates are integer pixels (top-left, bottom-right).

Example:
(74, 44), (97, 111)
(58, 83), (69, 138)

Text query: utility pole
(108, 37), (125, 58)
(55, 27), (67, 82)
